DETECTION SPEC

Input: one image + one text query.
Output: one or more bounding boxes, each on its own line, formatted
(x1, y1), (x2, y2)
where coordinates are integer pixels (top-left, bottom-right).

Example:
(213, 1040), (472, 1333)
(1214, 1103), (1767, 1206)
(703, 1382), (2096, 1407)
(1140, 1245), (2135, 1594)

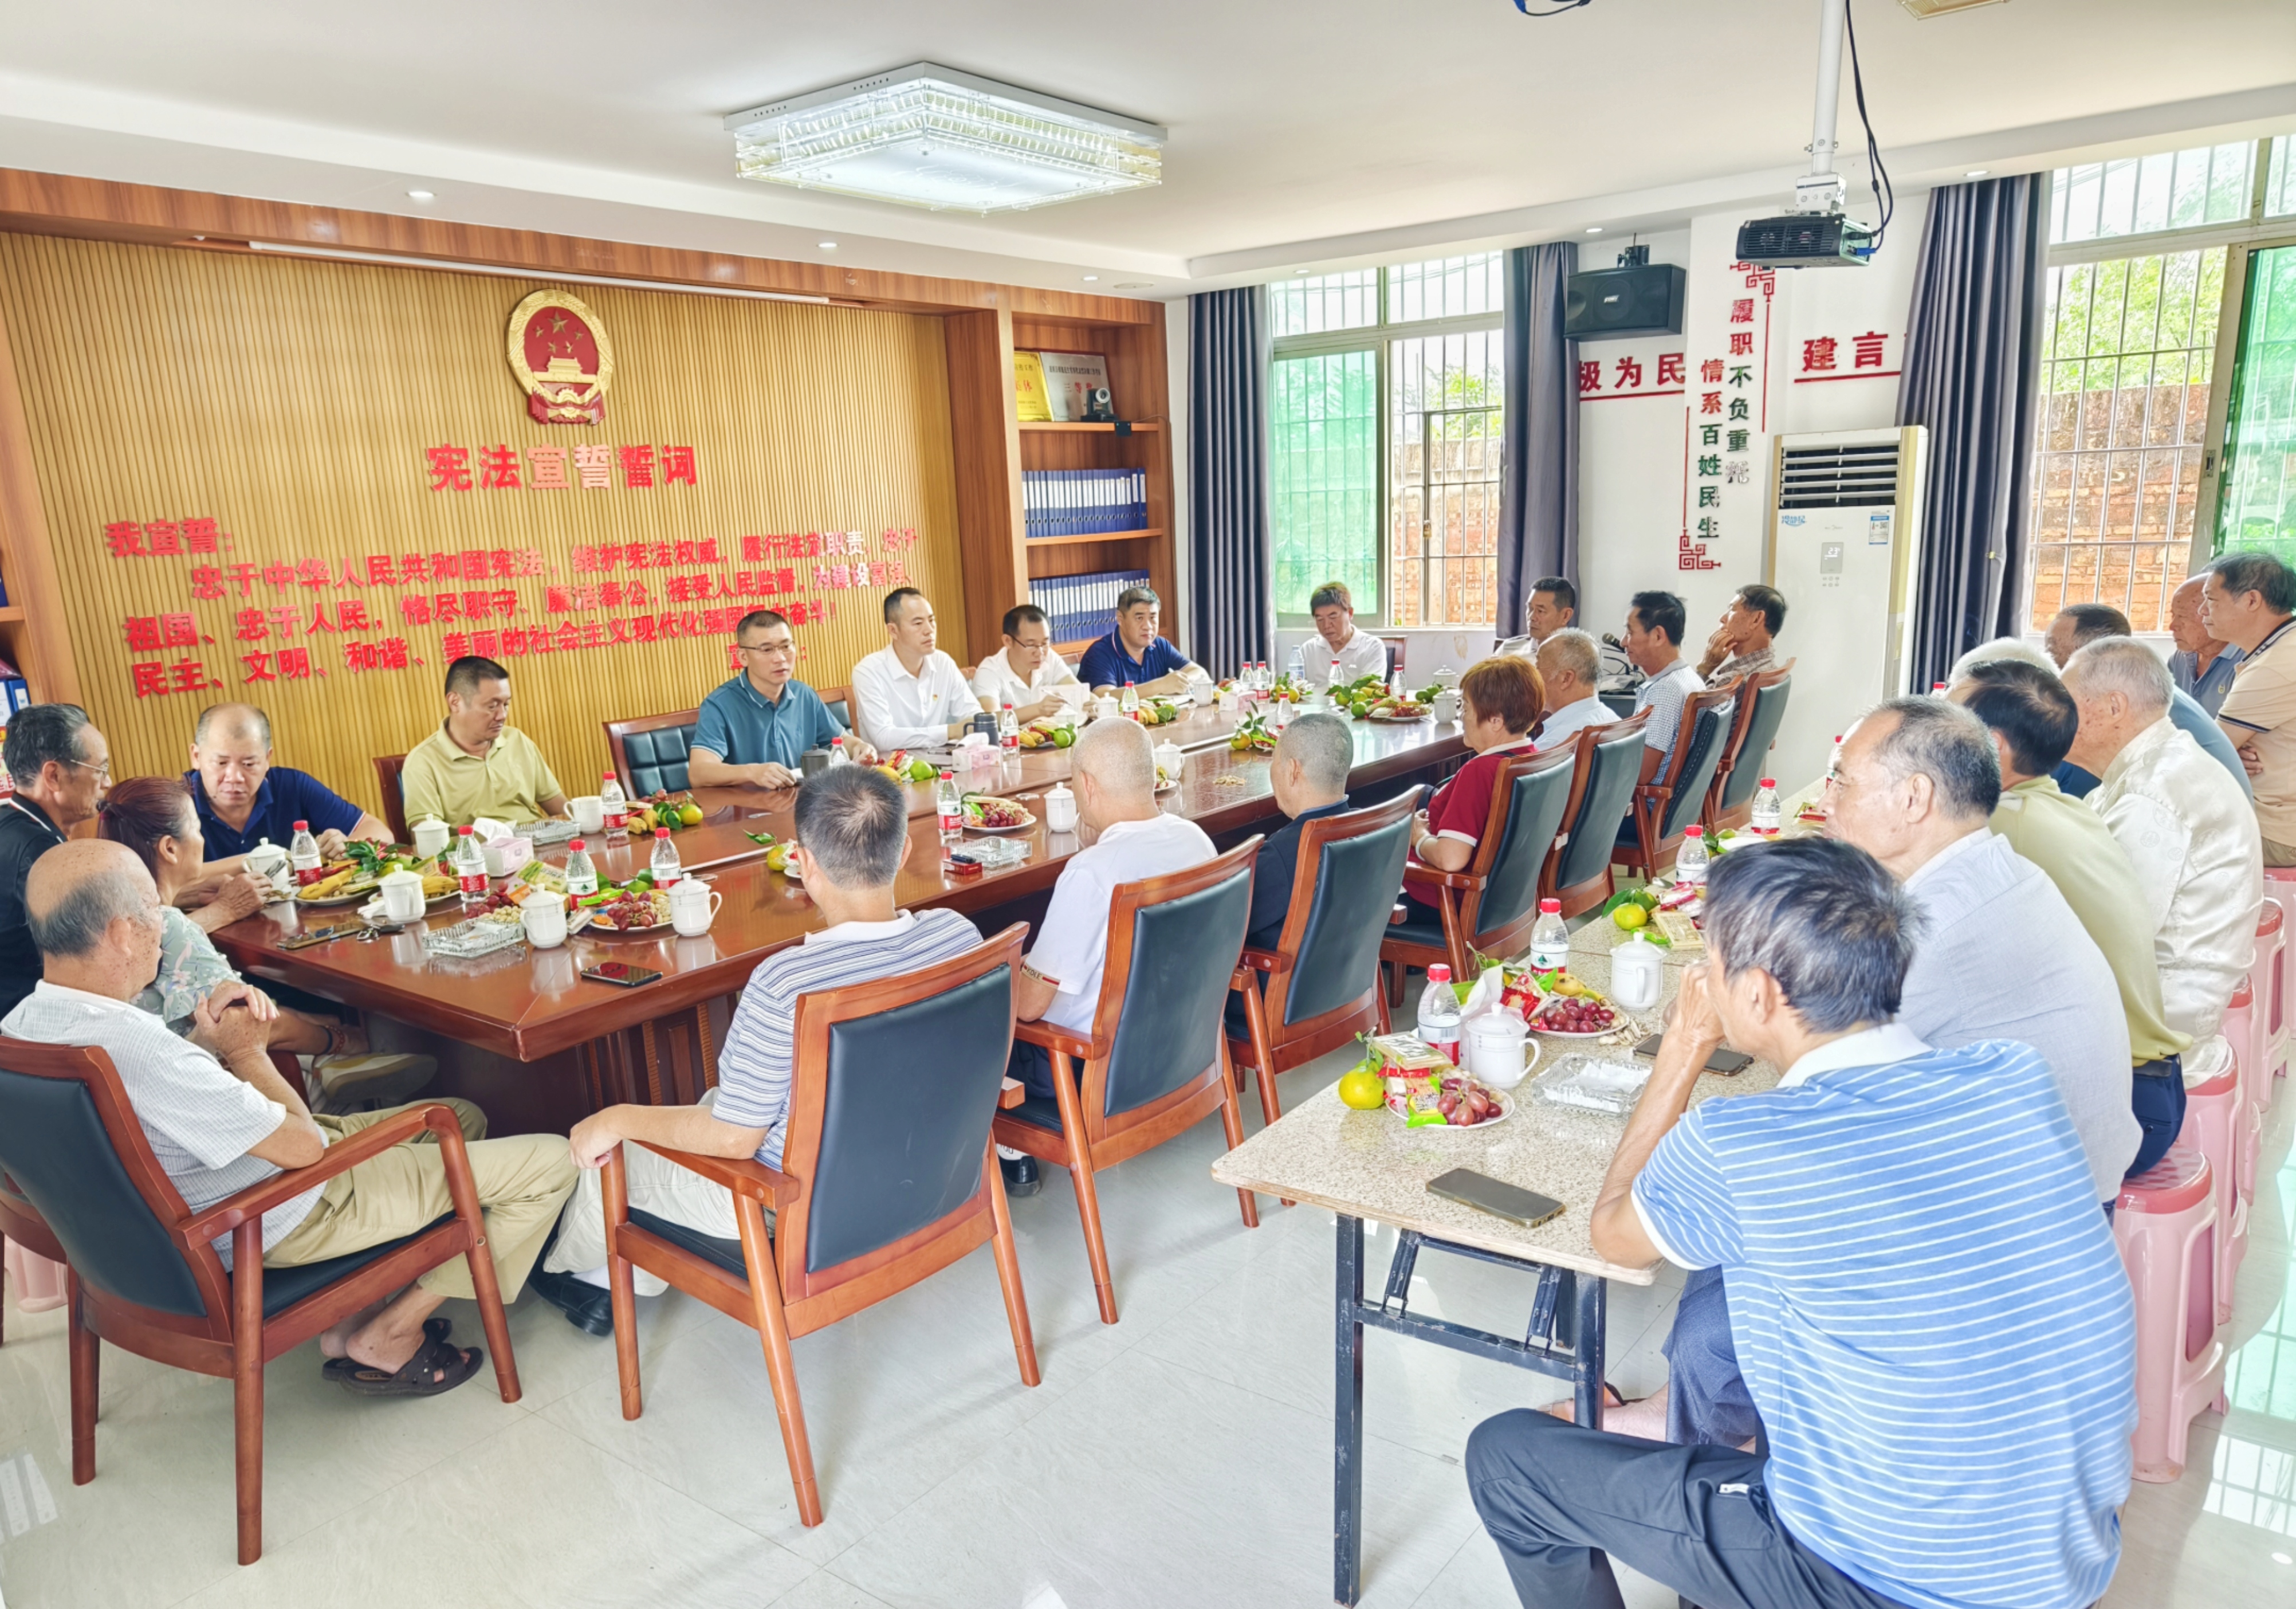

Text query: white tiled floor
(2, 1018), (2292, 1608)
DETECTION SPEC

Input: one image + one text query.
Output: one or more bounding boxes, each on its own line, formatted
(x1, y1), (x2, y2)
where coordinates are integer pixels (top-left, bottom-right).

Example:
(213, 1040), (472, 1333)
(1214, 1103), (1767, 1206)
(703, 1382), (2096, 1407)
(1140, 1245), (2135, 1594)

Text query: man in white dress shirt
(1533, 629), (1613, 754)
(1305, 582), (1390, 691)
(2063, 637), (2262, 1047)
(848, 587), (985, 753)
(970, 604), (1086, 722)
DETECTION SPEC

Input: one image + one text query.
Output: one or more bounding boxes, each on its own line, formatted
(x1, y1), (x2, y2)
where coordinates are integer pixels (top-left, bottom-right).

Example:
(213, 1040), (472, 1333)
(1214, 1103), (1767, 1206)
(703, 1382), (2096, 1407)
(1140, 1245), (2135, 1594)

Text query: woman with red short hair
(1406, 656), (1546, 909)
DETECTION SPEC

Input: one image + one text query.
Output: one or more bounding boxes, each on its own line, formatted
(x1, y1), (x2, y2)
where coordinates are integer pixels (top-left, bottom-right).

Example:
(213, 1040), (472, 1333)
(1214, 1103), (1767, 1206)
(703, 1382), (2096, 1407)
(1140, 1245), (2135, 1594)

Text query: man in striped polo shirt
(529, 764), (982, 1335)
(1467, 837), (2135, 1609)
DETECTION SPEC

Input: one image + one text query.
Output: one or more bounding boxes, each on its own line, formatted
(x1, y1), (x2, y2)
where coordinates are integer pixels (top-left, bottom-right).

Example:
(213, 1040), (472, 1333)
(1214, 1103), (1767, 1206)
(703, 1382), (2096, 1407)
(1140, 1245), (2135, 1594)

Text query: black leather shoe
(1000, 1155), (1042, 1198)
(525, 1265), (615, 1336)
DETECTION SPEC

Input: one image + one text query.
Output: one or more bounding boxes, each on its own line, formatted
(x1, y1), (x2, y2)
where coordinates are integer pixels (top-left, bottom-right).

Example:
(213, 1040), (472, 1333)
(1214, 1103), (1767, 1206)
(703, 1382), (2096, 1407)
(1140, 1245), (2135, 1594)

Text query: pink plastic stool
(2221, 980), (2267, 1206)
(2250, 894), (2288, 1086)
(2, 1237), (68, 1317)
(2115, 1133), (2224, 1483)
(2181, 1045), (2248, 1325)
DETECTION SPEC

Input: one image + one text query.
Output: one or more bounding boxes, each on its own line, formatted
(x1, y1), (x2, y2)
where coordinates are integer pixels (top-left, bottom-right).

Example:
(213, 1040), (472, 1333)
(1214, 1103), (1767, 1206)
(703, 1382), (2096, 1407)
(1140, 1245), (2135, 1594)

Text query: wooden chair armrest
(626, 1139), (800, 1207)
(1402, 861), (1483, 892)
(1000, 1077), (1027, 1109)
(1237, 946), (1283, 975)
(1389, 903), (1409, 925)
(1014, 1019), (1098, 1061)
(183, 1102), (458, 1242)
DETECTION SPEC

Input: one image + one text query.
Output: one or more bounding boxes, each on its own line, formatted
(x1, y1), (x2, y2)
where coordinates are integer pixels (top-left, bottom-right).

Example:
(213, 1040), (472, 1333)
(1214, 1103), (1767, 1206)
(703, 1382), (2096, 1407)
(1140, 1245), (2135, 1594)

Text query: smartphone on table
(1426, 1167), (1565, 1229)
(581, 962), (663, 988)
(1631, 1033), (1752, 1075)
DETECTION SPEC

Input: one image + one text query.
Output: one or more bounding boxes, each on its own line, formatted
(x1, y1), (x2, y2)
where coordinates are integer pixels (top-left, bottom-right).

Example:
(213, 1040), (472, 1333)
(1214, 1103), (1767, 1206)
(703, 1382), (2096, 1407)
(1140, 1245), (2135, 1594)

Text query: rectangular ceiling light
(724, 64), (1165, 214)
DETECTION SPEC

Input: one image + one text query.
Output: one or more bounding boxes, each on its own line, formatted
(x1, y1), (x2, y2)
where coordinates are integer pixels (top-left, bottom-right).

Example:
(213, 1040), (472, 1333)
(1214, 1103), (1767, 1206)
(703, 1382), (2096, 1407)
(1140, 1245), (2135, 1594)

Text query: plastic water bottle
(649, 826), (682, 888)
(935, 770), (963, 847)
(828, 737), (852, 767)
(1750, 778), (1782, 836)
(1417, 963), (1464, 1064)
(563, 839), (597, 902)
(1121, 680), (1139, 717)
(1675, 823), (1710, 886)
(1529, 898), (1570, 971)
(1287, 644), (1307, 687)
(289, 819), (323, 886)
(453, 825), (488, 906)
(600, 771), (628, 842)
(1328, 656), (1342, 697)
(998, 703), (1019, 749)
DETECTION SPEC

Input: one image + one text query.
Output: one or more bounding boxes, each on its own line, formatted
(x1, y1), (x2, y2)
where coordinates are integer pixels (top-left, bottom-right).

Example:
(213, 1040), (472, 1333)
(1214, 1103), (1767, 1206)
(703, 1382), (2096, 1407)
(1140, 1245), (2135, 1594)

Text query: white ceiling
(2, 0), (2292, 296)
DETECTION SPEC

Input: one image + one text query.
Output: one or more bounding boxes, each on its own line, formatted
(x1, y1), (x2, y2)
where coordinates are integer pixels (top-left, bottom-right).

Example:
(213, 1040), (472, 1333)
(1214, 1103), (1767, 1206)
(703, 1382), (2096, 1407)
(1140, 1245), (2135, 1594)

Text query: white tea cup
(410, 817), (451, 860)
(1044, 783), (1078, 833)
(378, 868), (427, 924)
(521, 898), (568, 949)
(569, 796), (606, 834)
(669, 880), (722, 937)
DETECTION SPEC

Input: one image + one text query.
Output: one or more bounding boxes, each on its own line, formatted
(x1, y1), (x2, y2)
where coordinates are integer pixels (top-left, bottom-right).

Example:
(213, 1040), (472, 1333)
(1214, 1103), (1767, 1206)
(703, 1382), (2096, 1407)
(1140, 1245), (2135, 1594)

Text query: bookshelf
(946, 305), (1177, 666)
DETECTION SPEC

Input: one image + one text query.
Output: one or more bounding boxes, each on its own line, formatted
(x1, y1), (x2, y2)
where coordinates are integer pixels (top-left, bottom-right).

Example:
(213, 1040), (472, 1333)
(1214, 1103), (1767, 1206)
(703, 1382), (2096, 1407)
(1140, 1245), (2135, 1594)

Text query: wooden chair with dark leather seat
(602, 925), (1037, 1529)
(371, 753), (410, 843)
(0, 1169), (67, 1347)
(1616, 686), (1739, 881)
(819, 684), (851, 732)
(1229, 788), (1424, 1127)
(0, 1041), (518, 1565)
(1380, 745), (1581, 998)
(1703, 665), (1794, 833)
(603, 708), (701, 798)
(1542, 714), (1651, 918)
(994, 840), (1265, 1325)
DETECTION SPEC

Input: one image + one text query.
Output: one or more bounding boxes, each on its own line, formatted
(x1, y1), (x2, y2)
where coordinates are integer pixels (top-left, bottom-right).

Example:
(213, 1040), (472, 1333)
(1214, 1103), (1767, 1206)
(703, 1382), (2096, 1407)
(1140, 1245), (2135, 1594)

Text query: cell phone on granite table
(1631, 1033), (1752, 1075)
(581, 962), (663, 988)
(1427, 1168), (1564, 1229)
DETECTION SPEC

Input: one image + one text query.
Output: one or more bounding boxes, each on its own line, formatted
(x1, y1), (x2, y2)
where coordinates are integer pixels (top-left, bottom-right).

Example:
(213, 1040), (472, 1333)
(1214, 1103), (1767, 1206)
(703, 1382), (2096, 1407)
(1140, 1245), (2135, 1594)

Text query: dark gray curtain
(1494, 242), (1581, 639)
(1189, 286), (1272, 674)
(1897, 174), (2049, 691)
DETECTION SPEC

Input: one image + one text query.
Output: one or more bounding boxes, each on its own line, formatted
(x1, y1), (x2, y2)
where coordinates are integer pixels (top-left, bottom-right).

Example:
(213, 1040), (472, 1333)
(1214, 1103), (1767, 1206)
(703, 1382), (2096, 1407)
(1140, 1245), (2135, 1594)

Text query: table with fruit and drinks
(1213, 944), (1779, 1607)
(209, 690), (1469, 1135)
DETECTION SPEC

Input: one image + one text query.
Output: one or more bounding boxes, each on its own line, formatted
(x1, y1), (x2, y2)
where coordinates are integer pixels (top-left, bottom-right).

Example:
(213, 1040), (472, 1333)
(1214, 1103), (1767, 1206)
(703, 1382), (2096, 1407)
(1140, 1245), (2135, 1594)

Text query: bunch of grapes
(1533, 997), (1616, 1033)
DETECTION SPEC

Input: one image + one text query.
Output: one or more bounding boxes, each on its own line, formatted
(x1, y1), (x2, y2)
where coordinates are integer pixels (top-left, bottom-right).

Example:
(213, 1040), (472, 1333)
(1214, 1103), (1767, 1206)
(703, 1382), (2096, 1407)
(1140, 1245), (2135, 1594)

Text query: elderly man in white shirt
(2062, 637), (2262, 1046)
(849, 587), (985, 753)
(1533, 629), (1613, 754)
(970, 603), (1086, 721)
(1305, 581), (1390, 691)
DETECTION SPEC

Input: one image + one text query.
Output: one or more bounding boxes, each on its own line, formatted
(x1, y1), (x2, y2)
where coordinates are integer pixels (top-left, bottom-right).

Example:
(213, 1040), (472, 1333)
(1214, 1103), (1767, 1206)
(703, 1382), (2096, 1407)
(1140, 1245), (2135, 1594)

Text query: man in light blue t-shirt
(1467, 837), (2134, 1609)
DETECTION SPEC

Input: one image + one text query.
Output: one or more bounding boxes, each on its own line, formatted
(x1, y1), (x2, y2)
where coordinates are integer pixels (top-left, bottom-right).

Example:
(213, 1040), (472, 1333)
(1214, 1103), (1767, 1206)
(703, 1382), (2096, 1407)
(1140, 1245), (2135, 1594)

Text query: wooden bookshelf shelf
(1025, 528), (1162, 548)
(1053, 637), (1100, 657)
(0, 606), (25, 623)
(1017, 420), (1162, 434)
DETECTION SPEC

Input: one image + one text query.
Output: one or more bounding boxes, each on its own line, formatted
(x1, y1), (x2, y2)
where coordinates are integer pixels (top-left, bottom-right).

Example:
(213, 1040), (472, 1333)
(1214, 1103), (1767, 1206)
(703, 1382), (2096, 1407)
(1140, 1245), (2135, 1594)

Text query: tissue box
(481, 837), (534, 878)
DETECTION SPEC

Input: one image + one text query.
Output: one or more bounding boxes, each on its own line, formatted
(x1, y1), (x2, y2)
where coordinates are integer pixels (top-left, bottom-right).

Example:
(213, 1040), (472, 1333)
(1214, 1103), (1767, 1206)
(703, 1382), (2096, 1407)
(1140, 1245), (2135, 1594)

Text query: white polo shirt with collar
(1028, 814), (1217, 1035)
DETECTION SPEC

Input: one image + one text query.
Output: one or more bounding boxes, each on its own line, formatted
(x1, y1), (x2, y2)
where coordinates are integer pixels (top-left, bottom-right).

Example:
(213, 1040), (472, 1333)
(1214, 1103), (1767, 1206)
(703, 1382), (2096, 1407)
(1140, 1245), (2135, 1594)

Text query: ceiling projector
(1737, 0), (1883, 269)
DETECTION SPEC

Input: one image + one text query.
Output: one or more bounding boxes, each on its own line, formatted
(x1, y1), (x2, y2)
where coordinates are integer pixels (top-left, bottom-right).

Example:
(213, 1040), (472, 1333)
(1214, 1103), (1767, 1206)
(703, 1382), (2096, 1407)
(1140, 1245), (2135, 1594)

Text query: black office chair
(1544, 715), (1650, 917)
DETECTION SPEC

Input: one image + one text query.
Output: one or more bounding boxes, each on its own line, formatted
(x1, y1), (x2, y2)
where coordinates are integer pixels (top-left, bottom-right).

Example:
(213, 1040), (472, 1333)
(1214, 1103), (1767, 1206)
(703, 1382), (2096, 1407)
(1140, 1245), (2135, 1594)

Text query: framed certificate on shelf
(1035, 350), (1111, 422)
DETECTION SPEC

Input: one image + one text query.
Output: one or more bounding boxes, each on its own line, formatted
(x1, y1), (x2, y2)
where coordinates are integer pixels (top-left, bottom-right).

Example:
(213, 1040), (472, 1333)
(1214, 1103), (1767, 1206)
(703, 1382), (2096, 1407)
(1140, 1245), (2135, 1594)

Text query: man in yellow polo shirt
(1950, 658), (2185, 1178)
(400, 656), (568, 827)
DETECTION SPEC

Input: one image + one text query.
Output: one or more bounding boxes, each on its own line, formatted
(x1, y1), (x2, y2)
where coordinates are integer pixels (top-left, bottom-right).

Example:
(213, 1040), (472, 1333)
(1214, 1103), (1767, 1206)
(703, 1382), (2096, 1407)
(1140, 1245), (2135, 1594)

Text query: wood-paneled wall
(0, 231), (966, 817)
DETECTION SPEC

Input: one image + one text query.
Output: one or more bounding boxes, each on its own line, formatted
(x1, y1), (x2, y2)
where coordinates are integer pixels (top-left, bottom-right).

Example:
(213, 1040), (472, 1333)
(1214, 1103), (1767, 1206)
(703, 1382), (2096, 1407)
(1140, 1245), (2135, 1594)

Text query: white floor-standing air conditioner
(1763, 425), (1928, 793)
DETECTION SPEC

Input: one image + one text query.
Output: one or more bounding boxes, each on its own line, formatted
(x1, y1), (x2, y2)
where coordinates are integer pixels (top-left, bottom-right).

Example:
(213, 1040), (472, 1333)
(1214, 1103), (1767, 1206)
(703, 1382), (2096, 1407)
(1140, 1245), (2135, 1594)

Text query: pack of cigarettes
(1652, 911), (1703, 951)
(1366, 1033), (1456, 1073)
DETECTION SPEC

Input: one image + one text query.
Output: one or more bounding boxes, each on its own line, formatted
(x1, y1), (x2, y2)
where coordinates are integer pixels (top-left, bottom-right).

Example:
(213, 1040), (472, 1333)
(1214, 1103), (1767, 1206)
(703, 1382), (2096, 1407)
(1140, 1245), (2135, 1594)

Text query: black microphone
(1601, 633), (1625, 649)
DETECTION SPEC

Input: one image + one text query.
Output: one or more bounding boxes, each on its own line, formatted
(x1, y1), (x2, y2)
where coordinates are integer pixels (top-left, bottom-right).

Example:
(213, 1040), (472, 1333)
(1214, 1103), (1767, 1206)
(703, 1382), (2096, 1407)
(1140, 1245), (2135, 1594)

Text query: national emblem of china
(506, 289), (615, 425)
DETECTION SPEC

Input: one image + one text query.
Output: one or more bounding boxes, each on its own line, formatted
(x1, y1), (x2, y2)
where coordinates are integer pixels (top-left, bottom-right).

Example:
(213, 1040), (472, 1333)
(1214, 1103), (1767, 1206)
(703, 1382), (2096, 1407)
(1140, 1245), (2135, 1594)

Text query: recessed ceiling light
(1586, 226), (1603, 234)
(725, 64), (1165, 214)
(818, 241), (837, 250)
(406, 189), (435, 201)
(1965, 168), (1990, 178)
(1082, 274), (1098, 281)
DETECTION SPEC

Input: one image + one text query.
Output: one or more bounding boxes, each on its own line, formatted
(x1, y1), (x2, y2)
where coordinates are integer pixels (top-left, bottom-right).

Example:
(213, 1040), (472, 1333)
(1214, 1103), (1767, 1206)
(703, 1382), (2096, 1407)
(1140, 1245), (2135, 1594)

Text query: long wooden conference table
(209, 700), (1467, 1134)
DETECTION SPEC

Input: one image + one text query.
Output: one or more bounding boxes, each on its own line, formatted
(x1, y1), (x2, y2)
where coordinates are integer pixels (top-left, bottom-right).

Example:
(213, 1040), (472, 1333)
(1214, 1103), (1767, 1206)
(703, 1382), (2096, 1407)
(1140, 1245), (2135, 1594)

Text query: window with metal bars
(2023, 135), (2296, 633)
(1268, 255), (1506, 627)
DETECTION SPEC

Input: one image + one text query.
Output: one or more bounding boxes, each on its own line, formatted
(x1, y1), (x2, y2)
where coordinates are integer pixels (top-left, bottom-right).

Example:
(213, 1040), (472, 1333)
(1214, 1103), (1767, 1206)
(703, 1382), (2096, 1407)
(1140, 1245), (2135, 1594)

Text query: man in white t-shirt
(1306, 581), (1390, 691)
(1008, 721), (1215, 1157)
(848, 587), (985, 752)
(970, 603), (1086, 722)
(1534, 629), (1613, 754)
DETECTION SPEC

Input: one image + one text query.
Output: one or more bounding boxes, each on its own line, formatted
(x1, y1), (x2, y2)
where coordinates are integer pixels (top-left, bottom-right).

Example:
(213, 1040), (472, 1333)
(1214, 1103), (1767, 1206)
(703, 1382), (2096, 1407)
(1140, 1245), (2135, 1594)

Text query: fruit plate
(294, 882), (382, 908)
(1367, 707), (1430, 723)
(962, 802), (1037, 834)
(588, 916), (674, 935)
(1526, 1004), (1623, 1038)
(1385, 1084), (1513, 1133)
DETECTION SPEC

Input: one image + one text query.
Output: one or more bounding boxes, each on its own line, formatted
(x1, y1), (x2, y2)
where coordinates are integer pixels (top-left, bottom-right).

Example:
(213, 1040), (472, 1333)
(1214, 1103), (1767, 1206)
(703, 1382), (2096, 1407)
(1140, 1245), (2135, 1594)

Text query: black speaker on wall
(1563, 246), (1686, 341)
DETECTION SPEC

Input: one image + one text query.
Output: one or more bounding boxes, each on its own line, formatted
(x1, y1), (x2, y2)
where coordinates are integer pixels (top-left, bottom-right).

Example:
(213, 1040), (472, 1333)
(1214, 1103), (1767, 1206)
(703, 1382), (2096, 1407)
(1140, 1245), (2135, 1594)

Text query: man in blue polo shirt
(1467, 836), (2134, 1609)
(185, 703), (387, 864)
(690, 609), (872, 789)
(1078, 584), (1209, 696)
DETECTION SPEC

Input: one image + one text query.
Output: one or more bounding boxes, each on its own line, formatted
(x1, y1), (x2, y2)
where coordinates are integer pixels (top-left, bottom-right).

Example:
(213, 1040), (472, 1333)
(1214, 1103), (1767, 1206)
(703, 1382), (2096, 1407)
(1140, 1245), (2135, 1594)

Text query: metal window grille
(2050, 142), (2255, 245)
(1390, 331), (1504, 627)
(2027, 248), (2226, 632)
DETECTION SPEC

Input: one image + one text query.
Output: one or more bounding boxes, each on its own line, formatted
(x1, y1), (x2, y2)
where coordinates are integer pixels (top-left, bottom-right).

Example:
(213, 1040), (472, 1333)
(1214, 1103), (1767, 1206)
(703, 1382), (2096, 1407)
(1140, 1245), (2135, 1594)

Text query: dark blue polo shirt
(692, 675), (848, 770)
(1079, 631), (1190, 689)
(184, 767), (364, 858)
